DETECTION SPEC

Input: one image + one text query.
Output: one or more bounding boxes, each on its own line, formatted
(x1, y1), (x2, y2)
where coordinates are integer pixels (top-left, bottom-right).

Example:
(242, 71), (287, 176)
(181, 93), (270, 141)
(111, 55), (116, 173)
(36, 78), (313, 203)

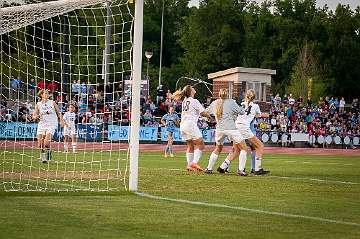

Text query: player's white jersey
(37, 100), (58, 126)
(63, 112), (76, 128)
(236, 101), (261, 128)
(180, 97), (205, 123)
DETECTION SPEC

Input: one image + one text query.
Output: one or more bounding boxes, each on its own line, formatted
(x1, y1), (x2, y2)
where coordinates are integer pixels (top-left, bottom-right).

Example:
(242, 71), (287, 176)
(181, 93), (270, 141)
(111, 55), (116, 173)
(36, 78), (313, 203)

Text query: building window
(246, 82), (262, 101)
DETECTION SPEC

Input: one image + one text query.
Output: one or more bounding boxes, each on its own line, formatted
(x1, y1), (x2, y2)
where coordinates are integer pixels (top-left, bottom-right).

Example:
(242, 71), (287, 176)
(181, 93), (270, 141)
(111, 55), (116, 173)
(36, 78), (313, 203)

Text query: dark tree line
(144, 0), (360, 100)
(1, 0), (359, 101)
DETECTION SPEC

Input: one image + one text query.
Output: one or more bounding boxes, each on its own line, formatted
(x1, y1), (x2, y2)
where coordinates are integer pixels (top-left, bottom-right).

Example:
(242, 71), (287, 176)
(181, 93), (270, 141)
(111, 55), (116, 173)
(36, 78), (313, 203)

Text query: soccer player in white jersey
(63, 104), (77, 153)
(236, 89), (269, 175)
(218, 89), (269, 175)
(32, 89), (64, 163)
(203, 89), (248, 175)
(172, 85), (211, 171)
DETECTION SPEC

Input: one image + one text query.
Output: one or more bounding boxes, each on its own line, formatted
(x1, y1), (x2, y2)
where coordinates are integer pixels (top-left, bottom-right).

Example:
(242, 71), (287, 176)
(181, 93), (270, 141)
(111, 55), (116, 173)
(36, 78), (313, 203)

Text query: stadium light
(145, 51), (153, 81)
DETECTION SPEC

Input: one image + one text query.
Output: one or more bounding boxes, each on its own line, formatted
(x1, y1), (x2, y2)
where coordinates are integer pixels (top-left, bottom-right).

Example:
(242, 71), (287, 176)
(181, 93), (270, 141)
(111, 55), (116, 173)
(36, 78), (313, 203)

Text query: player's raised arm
(200, 109), (212, 120)
(232, 99), (245, 115)
(53, 101), (65, 127)
(32, 104), (40, 121)
(198, 100), (212, 120)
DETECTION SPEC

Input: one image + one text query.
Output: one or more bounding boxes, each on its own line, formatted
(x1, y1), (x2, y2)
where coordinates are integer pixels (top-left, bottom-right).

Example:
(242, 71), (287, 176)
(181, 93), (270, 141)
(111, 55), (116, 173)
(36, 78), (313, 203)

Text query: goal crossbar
(0, 0), (108, 35)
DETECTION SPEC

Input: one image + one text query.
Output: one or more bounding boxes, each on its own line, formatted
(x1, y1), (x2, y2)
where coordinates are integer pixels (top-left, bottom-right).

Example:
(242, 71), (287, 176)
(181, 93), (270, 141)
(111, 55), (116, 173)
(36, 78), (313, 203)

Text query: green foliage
(2, 0), (359, 99)
(176, 0), (360, 98)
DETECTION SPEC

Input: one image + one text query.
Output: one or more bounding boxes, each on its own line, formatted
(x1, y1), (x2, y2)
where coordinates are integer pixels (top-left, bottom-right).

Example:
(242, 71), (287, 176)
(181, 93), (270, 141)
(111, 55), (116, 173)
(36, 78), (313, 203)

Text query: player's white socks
(64, 144), (68, 152)
(255, 158), (262, 171)
(72, 143), (77, 153)
(220, 158), (231, 170)
(40, 152), (47, 162)
(207, 152), (218, 170)
(192, 149), (202, 164)
(238, 150), (247, 172)
(186, 152), (194, 166)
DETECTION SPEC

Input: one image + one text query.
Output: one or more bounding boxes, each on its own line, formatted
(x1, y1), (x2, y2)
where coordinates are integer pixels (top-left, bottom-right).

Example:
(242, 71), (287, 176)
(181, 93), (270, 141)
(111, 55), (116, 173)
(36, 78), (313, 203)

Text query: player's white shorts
(238, 127), (255, 140)
(215, 129), (243, 145)
(180, 121), (202, 141)
(63, 126), (77, 136)
(37, 124), (57, 136)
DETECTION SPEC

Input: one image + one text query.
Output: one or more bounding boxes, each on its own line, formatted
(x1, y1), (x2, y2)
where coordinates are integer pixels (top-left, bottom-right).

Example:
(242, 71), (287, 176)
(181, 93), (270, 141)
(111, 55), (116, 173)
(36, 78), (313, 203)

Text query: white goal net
(0, 0), (136, 192)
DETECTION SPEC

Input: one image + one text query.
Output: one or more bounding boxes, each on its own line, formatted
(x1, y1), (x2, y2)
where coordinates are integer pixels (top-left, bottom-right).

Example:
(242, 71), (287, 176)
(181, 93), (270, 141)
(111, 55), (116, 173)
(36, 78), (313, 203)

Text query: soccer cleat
(186, 166), (195, 171)
(164, 153), (168, 158)
(217, 167), (228, 174)
(190, 162), (203, 171)
(254, 168), (270, 176)
(170, 153), (174, 158)
(236, 169), (248, 176)
(203, 168), (213, 174)
(40, 153), (47, 163)
(249, 169), (255, 176)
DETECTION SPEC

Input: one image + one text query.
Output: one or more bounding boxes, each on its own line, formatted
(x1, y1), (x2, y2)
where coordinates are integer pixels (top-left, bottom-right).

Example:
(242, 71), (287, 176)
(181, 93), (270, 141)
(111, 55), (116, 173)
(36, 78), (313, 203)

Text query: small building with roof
(208, 67), (276, 103)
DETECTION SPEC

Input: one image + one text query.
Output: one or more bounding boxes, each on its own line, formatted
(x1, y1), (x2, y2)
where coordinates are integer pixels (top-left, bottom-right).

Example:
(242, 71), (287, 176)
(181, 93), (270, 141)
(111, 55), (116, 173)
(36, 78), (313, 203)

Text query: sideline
(135, 192), (360, 227)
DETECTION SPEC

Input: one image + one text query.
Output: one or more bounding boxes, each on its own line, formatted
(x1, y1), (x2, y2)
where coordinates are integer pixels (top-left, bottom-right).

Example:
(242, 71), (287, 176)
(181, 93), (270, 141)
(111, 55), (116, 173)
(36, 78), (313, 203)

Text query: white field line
(139, 167), (181, 171)
(135, 192), (360, 227)
(287, 161), (354, 166)
(268, 176), (360, 185)
(139, 167), (359, 185)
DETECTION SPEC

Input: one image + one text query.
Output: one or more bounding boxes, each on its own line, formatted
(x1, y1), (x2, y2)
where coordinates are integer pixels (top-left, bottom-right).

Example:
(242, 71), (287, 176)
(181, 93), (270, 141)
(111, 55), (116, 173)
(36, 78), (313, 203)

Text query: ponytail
(172, 89), (185, 101)
(172, 85), (193, 101)
(215, 88), (228, 121)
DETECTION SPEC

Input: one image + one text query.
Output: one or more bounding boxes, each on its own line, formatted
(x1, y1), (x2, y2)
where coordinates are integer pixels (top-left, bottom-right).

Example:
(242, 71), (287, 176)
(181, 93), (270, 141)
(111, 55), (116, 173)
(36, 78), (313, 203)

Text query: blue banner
(160, 127), (220, 143)
(0, 122), (37, 139)
(0, 122), (101, 141)
(108, 125), (158, 141)
(201, 128), (216, 143)
(54, 124), (102, 141)
(160, 127), (183, 142)
(77, 124), (102, 141)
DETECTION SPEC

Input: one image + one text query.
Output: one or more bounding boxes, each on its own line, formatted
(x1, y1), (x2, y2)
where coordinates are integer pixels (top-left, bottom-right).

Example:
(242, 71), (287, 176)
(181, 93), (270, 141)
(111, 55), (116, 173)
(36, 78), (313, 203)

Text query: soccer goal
(0, 0), (143, 192)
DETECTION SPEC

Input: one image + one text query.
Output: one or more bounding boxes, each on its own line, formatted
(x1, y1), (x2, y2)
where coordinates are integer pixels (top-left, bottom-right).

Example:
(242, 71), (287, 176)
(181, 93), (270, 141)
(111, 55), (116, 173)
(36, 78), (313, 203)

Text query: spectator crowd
(256, 94), (360, 137)
(1, 77), (359, 140)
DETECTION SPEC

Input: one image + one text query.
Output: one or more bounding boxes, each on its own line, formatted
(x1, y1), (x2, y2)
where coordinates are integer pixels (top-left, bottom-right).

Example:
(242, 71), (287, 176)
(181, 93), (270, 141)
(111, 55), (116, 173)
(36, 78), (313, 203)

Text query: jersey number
(182, 101), (190, 111)
(246, 105), (252, 115)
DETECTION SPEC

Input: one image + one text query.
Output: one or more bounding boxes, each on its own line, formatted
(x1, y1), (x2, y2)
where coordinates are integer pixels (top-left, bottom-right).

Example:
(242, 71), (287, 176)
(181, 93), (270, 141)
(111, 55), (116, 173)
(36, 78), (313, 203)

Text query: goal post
(129, 0), (143, 192)
(0, 0), (142, 192)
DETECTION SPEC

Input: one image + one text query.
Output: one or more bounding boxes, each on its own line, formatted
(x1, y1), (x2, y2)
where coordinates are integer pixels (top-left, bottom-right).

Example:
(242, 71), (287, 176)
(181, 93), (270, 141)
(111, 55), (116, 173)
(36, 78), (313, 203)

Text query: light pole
(145, 51), (153, 97)
(145, 51), (153, 80)
(158, 0), (165, 88)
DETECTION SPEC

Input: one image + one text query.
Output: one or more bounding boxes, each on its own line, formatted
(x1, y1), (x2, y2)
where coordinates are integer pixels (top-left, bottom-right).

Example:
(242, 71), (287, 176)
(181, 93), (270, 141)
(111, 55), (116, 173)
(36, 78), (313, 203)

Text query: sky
(189, 0), (360, 10)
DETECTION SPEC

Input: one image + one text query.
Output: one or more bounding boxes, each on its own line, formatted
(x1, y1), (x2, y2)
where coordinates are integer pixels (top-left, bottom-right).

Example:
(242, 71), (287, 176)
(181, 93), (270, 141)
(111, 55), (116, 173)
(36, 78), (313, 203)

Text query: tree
(179, 0), (247, 80)
(143, 0), (190, 93)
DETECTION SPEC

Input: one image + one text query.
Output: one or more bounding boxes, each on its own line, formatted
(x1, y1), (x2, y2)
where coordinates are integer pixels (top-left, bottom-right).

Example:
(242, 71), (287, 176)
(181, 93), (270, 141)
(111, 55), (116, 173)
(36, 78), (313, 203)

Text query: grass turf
(0, 150), (359, 238)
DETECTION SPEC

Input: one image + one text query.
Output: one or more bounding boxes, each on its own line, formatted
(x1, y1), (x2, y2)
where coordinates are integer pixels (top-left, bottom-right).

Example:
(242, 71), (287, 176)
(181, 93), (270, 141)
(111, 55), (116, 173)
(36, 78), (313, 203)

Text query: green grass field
(0, 150), (359, 239)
